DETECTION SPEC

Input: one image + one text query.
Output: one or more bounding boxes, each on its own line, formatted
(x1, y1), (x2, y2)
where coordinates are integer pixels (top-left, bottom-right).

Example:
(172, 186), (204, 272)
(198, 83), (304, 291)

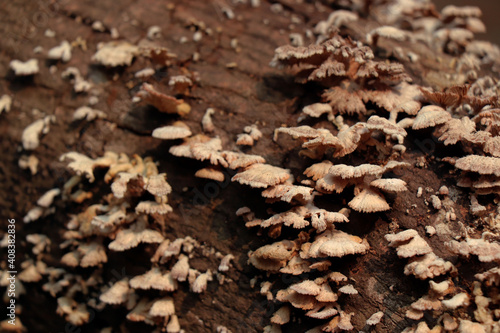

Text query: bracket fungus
(135, 83), (191, 116)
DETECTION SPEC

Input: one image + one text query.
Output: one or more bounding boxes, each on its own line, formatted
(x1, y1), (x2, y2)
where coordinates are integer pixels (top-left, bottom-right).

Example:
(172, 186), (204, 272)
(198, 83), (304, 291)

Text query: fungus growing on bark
(9, 59), (39, 76)
(22, 115), (56, 150)
(202, 108), (216, 133)
(152, 123), (192, 140)
(149, 297), (175, 317)
(385, 229), (433, 258)
(0, 95), (12, 114)
(48, 41), (72, 62)
(237, 124), (263, 146)
(136, 83), (191, 116)
(248, 240), (296, 272)
(169, 75), (193, 95)
(92, 41), (139, 67)
(232, 163), (291, 188)
(404, 253), (455, 280)
(442, 292), (470, 310)
(314, 10), (358, 35)
(412, 105), (452, 130)
(303, 227), (369, 259)
(61, 67), (92, 93)
(195, 166), (225, 182)
(108, 217), (164, 251)
(99, 279), (131, 305)
(447, 236), (500, 262)
(366, 26), (412, 46)
(366, 311), (384, 326)
(73, 106), (107, 122)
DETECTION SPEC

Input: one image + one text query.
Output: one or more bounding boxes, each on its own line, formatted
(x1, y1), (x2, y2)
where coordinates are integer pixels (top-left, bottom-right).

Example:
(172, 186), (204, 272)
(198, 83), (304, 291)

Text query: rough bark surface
(0, 1), (499, 333)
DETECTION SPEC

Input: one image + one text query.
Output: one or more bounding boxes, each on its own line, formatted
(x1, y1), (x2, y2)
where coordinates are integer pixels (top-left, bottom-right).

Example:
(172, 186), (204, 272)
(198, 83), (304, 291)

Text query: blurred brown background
(433, 0), (500, 46)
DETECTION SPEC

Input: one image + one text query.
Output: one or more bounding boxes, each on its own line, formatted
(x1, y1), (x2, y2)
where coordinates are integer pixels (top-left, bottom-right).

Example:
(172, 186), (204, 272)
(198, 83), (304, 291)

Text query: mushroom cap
(338, 284), (358, 295)
(458, 319), (486, 333)
(329, 163), (384, 179)
(405, 308), (424, 320)
(412, 105), (452, 130)
(302, 103), (333, 118)
(261, 210), (309, 229)
(136, 83), (190, 115)
(171, 255), (190, 281)
(92, 41), (139, 67)
(306, 304), (338, 320)
(236, 133), (254, 146)
(276, 289), (317, 310)
(195, 166), (225, 182)
(410, 295), (442, 311)
(100, 279), (130, 304)
(129, 268), (178, 291)
(370, 178), (408, 192)
(455, 155), (500, 177)
(274, 126), (330, 141)
(232, 164), (291, 188)
(367, 26), (408, 42)
(348, 188), (390, 213)
(79, 242), (108, 267)
(366, 115), (407, 136)
(366, 311), (384, 326)
(304, 160), (333, 181)
(252, 240), (296, 261)
(442, 293), (470, 309)
(149, 297), (175, 317)
(404, 253), (454, 279)
(442, 5), (482, 19)
(191, 137), (227, 167)
(135, 201), (173, 215)
(322, 84), (366, 115)
(315, 283), (338, 303)
(222, 151), (266, 169)
(169, 134), (211, 158)
(386, 230), (433, 258)
(152, 125), (192, 140)
(108, 218), (164, 251)
(306, 228), (369, 258)
(261, 184), (314, 203)
(475, 267), (500, 286)
(37, 188), (61, 208)
(271, 306), (291, 325)
(290, 280), (321, 296)
(10, 59), (39, 76)
(144, 174), (172, 197)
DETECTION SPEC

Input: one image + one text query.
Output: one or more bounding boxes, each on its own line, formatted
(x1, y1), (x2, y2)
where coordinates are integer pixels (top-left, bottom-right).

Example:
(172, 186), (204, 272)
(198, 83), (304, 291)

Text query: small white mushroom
(92, 21), (106, 32)
(191, 270), (213, 293)
(135, 68), (155, 78)
(48, 41), (72, 62)
(202, 108), (215, 132)
(366, 311), (384, 326)
(430, 195), (442, 210)
(442, 292), (469, 309)
(73, 106), (107, 122)
(147, 26), (161, 40)
(218, 254), (235, 272)
(22, 115), (56, 150)
(37, 188), (61, 208)
(0, 95), (12, 114)
(10, 59), (39, 76)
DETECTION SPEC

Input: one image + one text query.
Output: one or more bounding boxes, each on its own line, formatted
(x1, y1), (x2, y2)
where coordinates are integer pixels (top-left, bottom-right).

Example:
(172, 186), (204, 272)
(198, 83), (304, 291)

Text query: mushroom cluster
(3, 0), (500, 331)
(6, 151), (235, 331)
(270, 33), (420, 119)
